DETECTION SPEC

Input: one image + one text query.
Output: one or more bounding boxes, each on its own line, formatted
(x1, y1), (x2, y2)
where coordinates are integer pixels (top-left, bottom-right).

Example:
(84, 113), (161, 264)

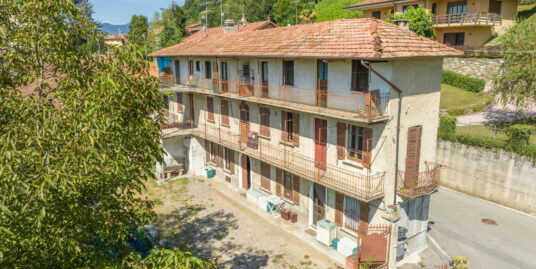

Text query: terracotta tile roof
(149, 18), (463, 60)
(105, 34), (123, 40)
(183, 20), (276, 42)
(186, 22), (203, 29)
(345, 0), (393, 9)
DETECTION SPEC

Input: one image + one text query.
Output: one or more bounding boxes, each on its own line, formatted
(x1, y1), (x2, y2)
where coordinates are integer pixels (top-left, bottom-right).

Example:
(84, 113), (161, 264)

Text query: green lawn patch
(315, 0), (362, 22)
(440, 84), (493, 115)
(517, 4), (536, 21)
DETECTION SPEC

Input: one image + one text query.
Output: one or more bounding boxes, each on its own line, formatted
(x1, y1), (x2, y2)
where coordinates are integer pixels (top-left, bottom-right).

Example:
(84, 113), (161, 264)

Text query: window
(431, 3), (438, 15)
(351, 60), (369, 92)
(402, 4), (419, 14)
(444, 32), (465, 46)
(283, 60), (294, 86)
(348, 125), (364, 161)
(259, 107), (270, 137)
(195, 61), (200, 72)
(224, 148), (231, 170)
(344, 196), (360, 231)
(207, 97), (214, 121)
(261, 162), (271, 191)
(220, 62), (228, 80)
(188, 61), (194, 75)
(204, 61), (212, 79)
(220, 99), (229, 125)
(283, 171), (292, 199)
(489, 0), (502, 14)
(372, 11), (381, 19)
(447, 1), (467, 14)
(281, 111), (299, 146)
(176, 92), (183, 112)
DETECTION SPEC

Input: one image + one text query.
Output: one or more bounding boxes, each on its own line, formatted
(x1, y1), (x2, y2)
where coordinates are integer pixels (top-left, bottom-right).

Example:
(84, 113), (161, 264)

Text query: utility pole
(292, 0), (299, 25)
(143, 33), (147, 60)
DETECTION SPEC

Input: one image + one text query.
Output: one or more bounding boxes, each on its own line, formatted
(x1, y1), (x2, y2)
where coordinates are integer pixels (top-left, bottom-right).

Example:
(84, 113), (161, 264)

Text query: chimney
(224, 19), (235, 33)
(393, 19), (410, 29)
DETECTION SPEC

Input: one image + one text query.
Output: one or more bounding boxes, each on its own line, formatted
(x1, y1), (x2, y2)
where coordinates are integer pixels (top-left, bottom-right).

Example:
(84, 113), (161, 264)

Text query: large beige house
(345, 0), (518, 49)
(150, 18), (461, 267)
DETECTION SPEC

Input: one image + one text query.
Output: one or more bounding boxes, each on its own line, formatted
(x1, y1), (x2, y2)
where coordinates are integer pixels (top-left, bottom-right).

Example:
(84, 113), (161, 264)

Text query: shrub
(438, 115), (457, 137)
(506, 124), (533, 150)
(442, 70), (486, 93)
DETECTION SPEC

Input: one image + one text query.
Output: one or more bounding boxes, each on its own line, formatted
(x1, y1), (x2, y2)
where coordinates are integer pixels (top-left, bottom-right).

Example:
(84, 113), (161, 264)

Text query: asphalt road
(428, 187), (536, 269)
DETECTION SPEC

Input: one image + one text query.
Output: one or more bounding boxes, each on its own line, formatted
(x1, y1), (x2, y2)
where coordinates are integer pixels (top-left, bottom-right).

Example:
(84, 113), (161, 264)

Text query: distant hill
(100, 22), (130, 35)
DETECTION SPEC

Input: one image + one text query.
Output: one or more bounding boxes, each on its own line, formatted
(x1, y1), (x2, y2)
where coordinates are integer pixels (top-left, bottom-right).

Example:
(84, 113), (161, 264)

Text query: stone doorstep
(204, 177), (348, 268)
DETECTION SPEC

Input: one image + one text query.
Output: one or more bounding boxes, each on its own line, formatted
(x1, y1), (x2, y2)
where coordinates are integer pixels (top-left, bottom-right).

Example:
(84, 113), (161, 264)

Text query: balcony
(160, 119), (386, 202)
(397, 162), (441, 198)
(160, 111), (197, 138)
(433, 12), (502, 27)
(160, 76), (390, 123)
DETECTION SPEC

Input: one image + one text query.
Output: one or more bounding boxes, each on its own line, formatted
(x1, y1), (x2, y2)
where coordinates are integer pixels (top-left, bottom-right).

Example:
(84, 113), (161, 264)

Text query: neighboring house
(345, 0), (518, 49)
(185, 22), (203, 35)
(104, 32), (128, 46)
(150, 18), (461, 267)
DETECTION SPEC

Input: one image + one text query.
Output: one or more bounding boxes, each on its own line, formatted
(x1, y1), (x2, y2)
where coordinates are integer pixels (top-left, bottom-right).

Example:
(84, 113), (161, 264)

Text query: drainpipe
(360, 60), (402, 206)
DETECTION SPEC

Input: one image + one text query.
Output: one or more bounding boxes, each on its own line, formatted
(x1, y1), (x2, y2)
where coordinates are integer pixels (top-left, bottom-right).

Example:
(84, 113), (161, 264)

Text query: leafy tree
(492, 15), (536, 109)
(0, 0), (166, 267)
(388, 5), (436, 39)
(315, 0), (362, 22)
(243, 0), (278, 22)
(274, 0), (297, 26)
(299, 8), (317, 23)
(129, 15), (149, 47)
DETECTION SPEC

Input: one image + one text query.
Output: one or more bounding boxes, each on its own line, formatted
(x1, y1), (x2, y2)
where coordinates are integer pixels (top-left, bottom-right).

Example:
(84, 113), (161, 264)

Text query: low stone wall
(443, 57), (504, 87)
(436, 140), (536, 215)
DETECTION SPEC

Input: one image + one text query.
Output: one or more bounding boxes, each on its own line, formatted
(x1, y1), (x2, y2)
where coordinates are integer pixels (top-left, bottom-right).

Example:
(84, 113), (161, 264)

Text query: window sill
(279, 141), (295, 147)
(259, 187), (271, 194)
(342, 159), (364, 169)
(207, 119), (216, 124)
(259, 134), (271, 140)
(350, 90), (366, 94)
(223, 168), (233, 174)
(221, 123), (230, 128)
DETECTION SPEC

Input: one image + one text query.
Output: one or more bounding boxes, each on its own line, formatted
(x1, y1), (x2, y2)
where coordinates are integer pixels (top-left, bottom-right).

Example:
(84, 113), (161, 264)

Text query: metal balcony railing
(432, 12), (502, 26)
(159, 119), (385, 201)
(397, 162), (441, 198)
(159, 76), (390, 123)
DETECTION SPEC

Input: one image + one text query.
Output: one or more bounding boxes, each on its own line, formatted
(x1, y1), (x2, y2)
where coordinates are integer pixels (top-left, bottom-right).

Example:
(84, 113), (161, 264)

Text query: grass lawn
(440, 84), (493, 116)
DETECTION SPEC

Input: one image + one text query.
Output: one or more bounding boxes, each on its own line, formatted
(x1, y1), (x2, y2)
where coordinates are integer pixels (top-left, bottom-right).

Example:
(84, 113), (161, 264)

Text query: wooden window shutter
(229, 149), (235, 174)
(281, 112), (288, 142)
(261, 162), (270, 191)
(336, 122), (346, 159)
(405, 126), (422, 187)
(275, 168), (282, 197)
(221, 100), (229, 125)
(176, 92), (183, 112)
(351, 60), (357, 91)
(362, 127), (373, 168)
(359, 203), (369, 236)
(259, 107), (270, 137)
(207, 97), (214, 121)
(292, 175), (300, 205)
(205, 140), (210, 164)
(292, 113), (299, 146)
(218, 145), (225, 168)
(189, 61), (193, 75)
(334, 192), (344, 227)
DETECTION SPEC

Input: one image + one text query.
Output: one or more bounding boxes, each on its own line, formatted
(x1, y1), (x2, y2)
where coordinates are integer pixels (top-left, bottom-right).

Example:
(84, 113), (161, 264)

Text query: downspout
(360, 60), (402, 206)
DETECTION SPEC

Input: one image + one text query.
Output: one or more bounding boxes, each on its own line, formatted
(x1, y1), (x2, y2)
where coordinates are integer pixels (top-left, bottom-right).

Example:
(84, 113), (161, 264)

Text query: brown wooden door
(314, 119), (327, 170)
(405, 126), (422, 188)
(239, 103), (250, 142)
(317, 60), (328, 107)
(212, 61), (219, 91)
(188, 93), (194, 126)
(261, 61), (269, 98)
(241, 154), (250, 189)
(220, 62), (228, 92)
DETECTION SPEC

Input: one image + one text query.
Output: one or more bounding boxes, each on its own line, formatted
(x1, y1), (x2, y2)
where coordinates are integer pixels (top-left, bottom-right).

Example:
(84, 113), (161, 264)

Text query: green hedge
(507, 124), (533, 150)
(438, 115), (457, 136)
(442, 70), (486, 93)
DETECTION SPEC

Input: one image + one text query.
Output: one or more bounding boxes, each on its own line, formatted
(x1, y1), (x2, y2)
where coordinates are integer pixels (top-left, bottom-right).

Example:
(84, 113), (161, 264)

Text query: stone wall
(443, 57), (504, 88)
(436, 140), (536, 215)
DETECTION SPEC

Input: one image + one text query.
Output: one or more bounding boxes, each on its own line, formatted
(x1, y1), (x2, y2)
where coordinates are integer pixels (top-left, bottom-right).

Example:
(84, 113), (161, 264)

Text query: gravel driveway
(146, 177), (341, 269)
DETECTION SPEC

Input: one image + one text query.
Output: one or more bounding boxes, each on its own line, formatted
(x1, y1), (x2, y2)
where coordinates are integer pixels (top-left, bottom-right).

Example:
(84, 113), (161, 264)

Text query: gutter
(360, 60), (402, 206)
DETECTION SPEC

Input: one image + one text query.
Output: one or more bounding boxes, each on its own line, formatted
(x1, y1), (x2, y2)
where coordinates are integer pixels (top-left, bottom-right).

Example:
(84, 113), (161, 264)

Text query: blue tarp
(157, 57), (170, 73)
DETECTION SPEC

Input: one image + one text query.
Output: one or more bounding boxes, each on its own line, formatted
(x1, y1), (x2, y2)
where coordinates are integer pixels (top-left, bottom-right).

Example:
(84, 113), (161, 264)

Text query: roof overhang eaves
(149, 53), (463, 60)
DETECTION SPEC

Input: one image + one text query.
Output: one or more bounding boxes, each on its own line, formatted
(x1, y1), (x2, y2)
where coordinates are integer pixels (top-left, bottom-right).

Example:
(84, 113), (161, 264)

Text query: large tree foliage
(389, 5), (436, 39)
(315, 0), (362, 22)
(492, 15), (536, 109)
(148, 2), (187, 49)
(0, 0), (167, 267)
(128, 15), (149, 47)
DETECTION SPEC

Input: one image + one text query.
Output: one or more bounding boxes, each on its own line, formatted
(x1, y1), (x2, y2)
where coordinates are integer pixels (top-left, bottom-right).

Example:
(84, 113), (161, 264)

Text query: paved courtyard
(145, 177), (341, 269)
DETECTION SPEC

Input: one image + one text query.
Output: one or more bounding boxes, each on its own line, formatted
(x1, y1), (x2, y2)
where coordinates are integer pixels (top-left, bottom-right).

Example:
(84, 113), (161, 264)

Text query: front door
(241, 154), (250, 189)
(188, 93), (194, 127)
(261, 61), (269, 98)
(317, 60), (328, 107)
(239, 102), (250, 142)
(314, 119), (327, 170)
(405, 126), (422, 188)
(313, 184), (326, 226)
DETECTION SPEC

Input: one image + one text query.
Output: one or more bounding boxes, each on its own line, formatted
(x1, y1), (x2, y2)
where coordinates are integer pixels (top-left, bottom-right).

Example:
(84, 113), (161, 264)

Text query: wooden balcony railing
(160, 119), (385, 201)
(432, 12), (502, 26)
(397, 162), (441, 198)
(160, 76), (390, 122)
(160, 113), (197, 138)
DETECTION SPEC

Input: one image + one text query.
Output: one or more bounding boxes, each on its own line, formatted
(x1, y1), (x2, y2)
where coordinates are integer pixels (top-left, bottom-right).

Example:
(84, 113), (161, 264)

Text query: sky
(91, 0), (185, 25)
